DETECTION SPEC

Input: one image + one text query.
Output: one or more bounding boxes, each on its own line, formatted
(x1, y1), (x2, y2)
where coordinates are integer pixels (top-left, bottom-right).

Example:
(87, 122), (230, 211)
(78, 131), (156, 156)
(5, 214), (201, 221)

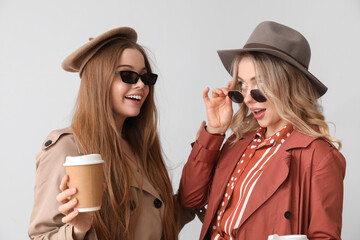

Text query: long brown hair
(230, 52), (341, 149)
(71, 39), (178, 239)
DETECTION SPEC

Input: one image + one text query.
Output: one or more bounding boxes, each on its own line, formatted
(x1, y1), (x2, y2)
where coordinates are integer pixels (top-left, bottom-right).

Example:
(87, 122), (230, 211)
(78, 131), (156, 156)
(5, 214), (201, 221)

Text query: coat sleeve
(307, 144), (346, 240)
(178, 127), (225, 209)
(28, 134), (97, 240)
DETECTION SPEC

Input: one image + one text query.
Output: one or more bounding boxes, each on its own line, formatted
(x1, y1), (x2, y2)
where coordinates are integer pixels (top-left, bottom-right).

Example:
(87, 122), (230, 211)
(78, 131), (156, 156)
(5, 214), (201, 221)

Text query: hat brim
(62, 27), (137, 75)
(217, 48), (327, 97)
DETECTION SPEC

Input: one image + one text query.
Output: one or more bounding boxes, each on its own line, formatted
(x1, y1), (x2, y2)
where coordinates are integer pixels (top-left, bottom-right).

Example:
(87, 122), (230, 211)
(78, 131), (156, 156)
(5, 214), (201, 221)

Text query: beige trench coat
(29, 127), (194, 240)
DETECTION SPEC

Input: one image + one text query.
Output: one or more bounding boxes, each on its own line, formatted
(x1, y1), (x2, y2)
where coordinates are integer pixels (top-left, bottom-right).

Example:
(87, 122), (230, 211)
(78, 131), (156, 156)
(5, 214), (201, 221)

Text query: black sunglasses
(228, 89), (267, 103)
(115, 71), (158, 85)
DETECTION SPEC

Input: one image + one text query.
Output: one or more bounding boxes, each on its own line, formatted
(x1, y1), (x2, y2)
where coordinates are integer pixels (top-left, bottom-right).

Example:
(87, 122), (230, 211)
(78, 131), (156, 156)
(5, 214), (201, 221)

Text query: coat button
(153, 198), (162, 208)
(284, 211), (292, 219)
(44, 140), (52, 147)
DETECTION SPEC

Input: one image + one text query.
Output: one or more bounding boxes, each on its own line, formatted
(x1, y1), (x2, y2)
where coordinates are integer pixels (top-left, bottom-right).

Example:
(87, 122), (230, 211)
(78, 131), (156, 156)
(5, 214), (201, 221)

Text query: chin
(128, 111), (141, 118)
(256, 120), (268, 128)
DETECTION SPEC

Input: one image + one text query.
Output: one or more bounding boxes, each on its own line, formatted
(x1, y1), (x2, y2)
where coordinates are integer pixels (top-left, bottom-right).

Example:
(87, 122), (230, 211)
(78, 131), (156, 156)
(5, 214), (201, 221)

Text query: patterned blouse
(211, 124), (294, 240)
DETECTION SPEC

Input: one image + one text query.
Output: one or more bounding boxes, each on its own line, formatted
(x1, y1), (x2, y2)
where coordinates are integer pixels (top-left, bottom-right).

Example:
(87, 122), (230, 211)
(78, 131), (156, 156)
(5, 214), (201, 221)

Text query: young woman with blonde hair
(29, 27), (191, 240)
(179, 21), (345, 239)
(229, 52), (341, 147)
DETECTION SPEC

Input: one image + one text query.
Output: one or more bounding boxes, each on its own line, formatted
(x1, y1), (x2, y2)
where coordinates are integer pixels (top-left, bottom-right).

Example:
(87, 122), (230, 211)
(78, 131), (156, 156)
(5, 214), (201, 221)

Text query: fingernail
(72, 198), (77, 203)
(70, 188), (76, 194)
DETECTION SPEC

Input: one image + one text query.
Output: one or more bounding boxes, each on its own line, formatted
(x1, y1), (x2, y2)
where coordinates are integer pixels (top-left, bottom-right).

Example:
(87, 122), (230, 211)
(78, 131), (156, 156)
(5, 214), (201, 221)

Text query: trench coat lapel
(129, 161), (162, 201)
(238, 143), (292, 227)
(207, 133), (255, 222)
(236, 129), (317, 228)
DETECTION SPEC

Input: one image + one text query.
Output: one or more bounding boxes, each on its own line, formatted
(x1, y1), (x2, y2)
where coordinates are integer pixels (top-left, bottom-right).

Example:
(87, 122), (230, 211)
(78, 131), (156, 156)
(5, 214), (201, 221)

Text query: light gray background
(0, 0), (359, 239)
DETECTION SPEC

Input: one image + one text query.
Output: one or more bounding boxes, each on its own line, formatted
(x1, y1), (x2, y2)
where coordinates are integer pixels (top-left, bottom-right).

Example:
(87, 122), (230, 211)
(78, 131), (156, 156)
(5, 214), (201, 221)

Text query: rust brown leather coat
(179, 128), (346, 240)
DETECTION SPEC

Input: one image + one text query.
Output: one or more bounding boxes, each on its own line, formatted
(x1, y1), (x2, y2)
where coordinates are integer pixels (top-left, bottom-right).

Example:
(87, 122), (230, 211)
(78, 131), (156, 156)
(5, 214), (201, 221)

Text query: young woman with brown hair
(179, 21), (346, 239)
(29, 27), (190, 240)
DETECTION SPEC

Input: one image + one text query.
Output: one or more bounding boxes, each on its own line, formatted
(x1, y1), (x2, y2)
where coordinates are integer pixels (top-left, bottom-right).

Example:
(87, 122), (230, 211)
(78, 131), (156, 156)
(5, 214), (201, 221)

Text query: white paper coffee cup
(268, 234), (308, 240)
(64, 154), (104, 212)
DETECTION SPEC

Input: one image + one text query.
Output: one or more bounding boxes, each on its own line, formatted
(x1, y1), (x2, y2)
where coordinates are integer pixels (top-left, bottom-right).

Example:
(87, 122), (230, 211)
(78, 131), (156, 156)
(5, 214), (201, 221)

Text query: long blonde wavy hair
(71, 39), (179, 239)
(229, 52), (341, 149)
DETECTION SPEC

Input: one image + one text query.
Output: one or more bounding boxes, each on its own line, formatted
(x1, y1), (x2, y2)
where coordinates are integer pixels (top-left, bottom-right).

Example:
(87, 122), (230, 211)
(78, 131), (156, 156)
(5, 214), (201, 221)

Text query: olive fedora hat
(217, 21), (327, 97)
(62, 27), (137, 76)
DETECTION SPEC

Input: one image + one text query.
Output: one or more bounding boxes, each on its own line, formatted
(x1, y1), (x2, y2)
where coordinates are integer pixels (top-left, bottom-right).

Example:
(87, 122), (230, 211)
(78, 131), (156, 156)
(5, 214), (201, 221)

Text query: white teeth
(125, 95), (142, 100)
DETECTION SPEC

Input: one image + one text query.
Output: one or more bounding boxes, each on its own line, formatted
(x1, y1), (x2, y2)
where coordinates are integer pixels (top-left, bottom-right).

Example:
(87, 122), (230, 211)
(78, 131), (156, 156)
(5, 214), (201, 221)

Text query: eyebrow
(116, 65), (147, 72)
(237, 76), (256, 81)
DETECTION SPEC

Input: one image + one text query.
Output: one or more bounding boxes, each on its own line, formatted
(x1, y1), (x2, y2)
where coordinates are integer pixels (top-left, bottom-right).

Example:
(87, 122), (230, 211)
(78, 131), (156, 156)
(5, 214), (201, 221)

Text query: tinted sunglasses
(115, 71), (158, 85)
(228, 89), (267, 103)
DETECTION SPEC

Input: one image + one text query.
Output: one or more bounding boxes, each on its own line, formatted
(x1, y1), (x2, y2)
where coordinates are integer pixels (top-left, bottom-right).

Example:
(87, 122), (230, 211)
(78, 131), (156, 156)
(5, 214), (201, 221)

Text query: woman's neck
(264, 120), (288, 138)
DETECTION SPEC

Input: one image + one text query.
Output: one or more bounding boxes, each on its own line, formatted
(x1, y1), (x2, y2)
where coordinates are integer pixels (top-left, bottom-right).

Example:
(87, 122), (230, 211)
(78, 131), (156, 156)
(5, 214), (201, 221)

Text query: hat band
(243, 43), (308, 70)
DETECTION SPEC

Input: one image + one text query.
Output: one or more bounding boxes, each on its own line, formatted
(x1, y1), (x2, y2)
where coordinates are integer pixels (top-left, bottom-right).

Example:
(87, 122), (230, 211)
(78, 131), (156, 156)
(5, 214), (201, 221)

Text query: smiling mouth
(125, 95), (142, 101)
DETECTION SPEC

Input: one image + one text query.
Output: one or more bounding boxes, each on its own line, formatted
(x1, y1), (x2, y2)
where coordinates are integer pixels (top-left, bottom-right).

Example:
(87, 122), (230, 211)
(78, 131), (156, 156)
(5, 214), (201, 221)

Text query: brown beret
(62, 27), (137, 76)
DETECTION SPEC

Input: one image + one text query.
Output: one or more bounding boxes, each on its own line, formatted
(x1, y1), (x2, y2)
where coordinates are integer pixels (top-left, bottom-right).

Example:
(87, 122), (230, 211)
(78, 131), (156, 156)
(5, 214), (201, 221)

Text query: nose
(134, 77), (146, 89)
(243, 88), (255, 105)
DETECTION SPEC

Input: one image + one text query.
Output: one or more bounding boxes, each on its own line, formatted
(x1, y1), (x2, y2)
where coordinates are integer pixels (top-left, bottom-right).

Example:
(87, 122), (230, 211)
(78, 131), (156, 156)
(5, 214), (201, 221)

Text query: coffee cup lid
(64, 154), (104, 166)
(268, 235), (308, 240)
